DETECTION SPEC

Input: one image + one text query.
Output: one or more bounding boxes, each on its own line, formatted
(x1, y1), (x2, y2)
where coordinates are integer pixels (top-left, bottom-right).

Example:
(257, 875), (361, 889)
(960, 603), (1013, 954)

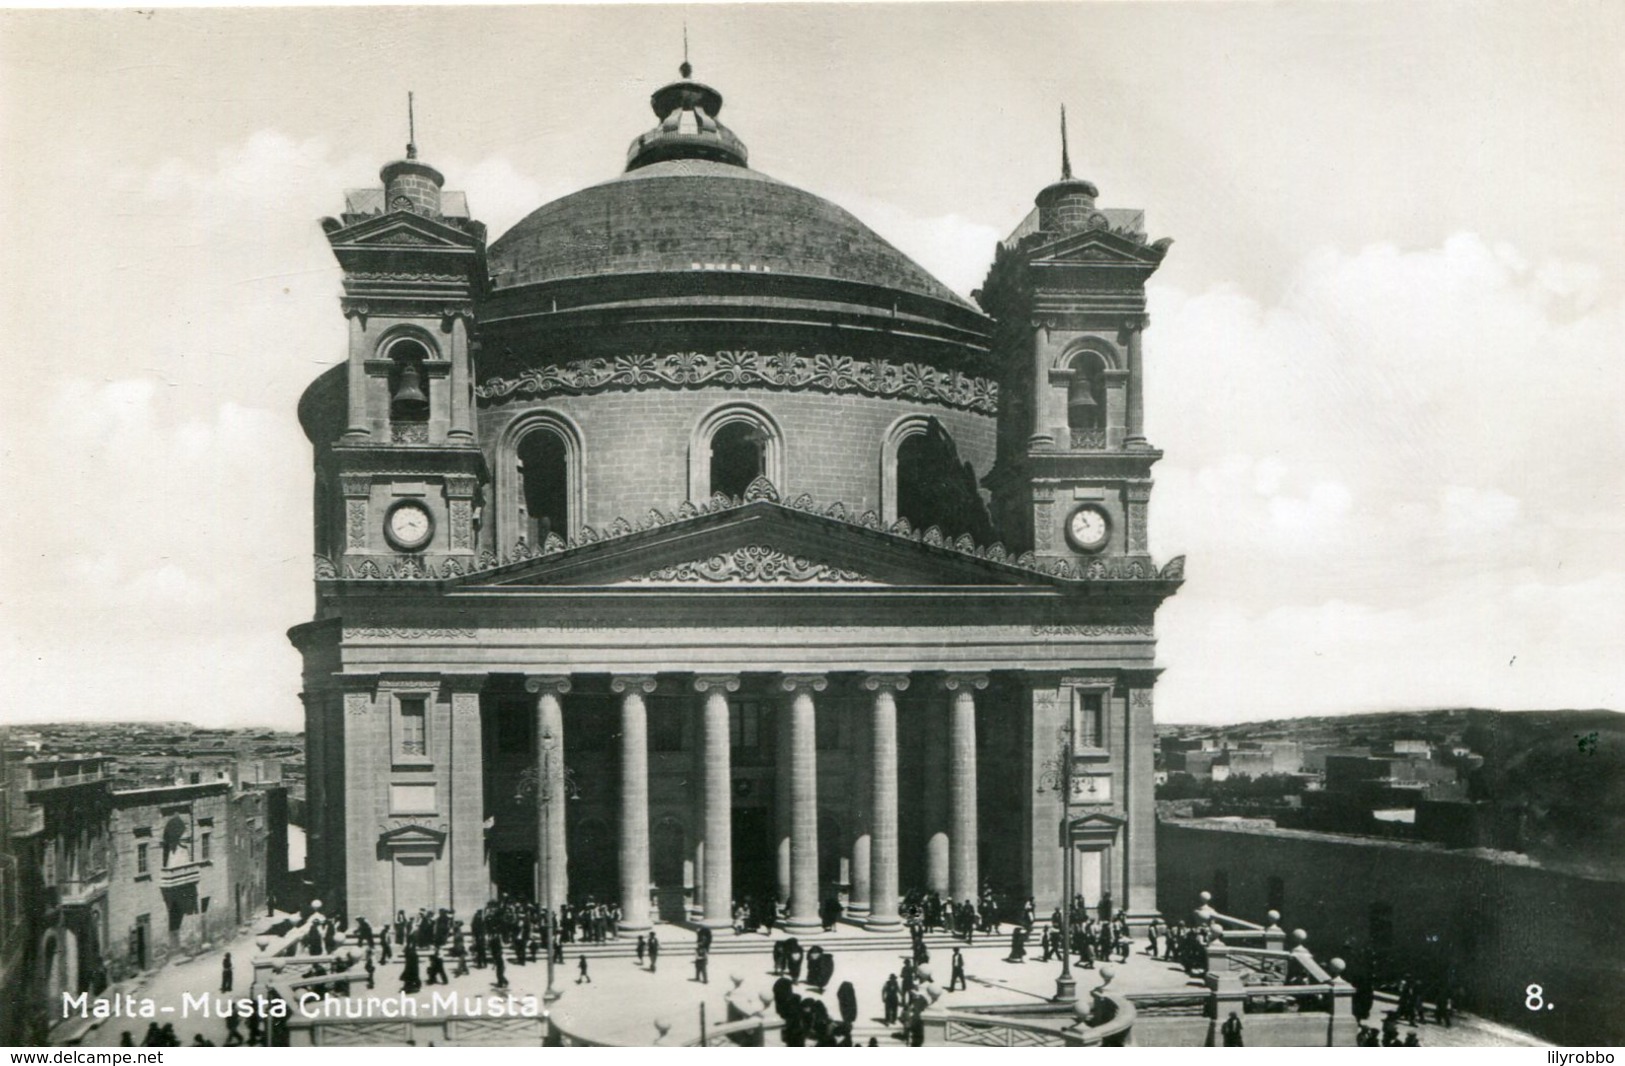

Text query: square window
(1074, 690), (1105, 749)
(395, 695), (430, 762)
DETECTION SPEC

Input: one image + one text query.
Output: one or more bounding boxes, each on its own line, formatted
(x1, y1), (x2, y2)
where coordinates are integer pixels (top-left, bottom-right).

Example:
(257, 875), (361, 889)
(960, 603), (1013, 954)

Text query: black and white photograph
(1, 0), (1621, 1051)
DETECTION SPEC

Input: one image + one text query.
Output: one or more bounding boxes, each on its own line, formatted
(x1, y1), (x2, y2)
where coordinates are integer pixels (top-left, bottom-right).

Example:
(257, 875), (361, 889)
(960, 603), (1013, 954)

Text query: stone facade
(292, 70), (1181, 931)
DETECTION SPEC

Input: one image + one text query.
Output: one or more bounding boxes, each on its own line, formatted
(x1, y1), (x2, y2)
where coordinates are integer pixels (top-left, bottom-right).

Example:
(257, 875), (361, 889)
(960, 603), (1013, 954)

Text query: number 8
(1525, 984), (1544, 1011)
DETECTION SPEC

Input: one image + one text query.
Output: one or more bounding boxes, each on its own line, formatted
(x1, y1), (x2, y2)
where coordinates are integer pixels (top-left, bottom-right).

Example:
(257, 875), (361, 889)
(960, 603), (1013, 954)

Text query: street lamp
(1036, 723), (1077, 1004)
(516, 732), (578, 1005)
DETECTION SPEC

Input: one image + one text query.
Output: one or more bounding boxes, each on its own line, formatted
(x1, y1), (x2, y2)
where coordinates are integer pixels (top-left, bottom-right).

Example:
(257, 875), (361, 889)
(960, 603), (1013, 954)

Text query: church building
(289, 63), (1182, 935)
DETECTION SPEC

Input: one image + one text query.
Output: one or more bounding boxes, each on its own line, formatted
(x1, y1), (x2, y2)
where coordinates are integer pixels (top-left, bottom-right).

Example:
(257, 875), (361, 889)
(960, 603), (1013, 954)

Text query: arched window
(387, 338), (432, 430)
(518, 427), (570, 546)
(884, 415), (995, 543)
(711, 421), (766, 498)
(1067, 354), (1106, 433)
(689, 404), (784, 502)
(500, 411), (584, 552)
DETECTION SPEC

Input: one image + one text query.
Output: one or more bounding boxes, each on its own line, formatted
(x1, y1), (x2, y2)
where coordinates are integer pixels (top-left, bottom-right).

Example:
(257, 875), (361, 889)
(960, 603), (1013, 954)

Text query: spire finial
(680, 23), (692, 79)
(406, 91), (418, 160)
(1060, 104), (1072, 181)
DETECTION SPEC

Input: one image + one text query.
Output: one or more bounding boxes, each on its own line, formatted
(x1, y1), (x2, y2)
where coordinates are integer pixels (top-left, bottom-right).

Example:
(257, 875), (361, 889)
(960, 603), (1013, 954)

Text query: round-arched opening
(710, 420), (767, 499)
(389, 338), (432, 424)
(1067, 352), (1108, 433)
(517, 427), (571, 545)
(894, 421), (994, 544)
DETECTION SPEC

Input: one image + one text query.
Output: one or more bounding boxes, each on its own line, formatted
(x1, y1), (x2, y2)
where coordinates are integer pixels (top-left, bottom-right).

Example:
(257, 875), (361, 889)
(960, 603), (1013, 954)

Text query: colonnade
(523, 671), (989, 933)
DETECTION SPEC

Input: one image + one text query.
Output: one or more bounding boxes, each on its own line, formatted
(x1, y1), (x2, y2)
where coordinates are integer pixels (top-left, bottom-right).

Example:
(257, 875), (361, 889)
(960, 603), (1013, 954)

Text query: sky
(1, 2), (1622, 729)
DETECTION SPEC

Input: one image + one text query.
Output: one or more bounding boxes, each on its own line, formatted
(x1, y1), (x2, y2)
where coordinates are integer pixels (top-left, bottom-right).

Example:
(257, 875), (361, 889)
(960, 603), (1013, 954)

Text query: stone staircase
(537, 920), (976, 962)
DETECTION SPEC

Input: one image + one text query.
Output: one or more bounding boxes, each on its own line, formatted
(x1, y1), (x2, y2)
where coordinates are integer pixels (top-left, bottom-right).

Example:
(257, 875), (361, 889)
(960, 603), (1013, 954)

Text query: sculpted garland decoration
(476, 350), (999, 414)
(630, 545), (875, 584)
(314, 476), (1186, 586)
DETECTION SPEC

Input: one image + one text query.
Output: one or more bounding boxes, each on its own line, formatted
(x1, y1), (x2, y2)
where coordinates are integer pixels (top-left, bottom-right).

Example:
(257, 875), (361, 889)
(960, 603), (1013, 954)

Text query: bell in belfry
(392, 359), (429, 418)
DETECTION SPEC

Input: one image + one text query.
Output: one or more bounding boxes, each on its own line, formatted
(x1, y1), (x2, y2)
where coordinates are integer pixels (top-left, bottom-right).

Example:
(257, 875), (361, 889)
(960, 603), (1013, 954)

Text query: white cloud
(1147, 233), (1625, 721)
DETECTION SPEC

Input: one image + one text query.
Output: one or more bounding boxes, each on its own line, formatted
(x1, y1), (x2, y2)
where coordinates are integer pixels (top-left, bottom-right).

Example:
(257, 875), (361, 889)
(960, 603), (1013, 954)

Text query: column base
(847, 903), (871, 918)
(617, 921), (653, 934)
(699, 916), (735, 930)
(783, 918), (823, 934)
(864, 915), (902, 933)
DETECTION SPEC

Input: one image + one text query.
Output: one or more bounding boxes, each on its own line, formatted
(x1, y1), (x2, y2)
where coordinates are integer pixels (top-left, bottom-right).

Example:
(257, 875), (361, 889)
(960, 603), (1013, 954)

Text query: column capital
(525, 675), (573, 697)
(693, 674), (741, 694)
(862, 674), (911, 693)
(610, 675), (659, 695)
(779, 674), (828, 694)
(940, 673), (989, 692)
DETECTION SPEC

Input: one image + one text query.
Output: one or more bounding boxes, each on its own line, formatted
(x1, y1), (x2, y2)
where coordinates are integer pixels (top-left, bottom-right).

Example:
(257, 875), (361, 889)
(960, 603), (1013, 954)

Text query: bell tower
(979, 110), (1173, 568)
(315, 109), (489, 574)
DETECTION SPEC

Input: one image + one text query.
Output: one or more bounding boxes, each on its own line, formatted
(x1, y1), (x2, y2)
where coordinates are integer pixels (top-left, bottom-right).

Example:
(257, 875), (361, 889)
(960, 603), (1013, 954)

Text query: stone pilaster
(780, 674), (826, 932)
(525, 675), (571, 911)
(944, 674), (987, 905)
(694, 675), (740, 929)
(863, 674), (909, 931)
(445, 674), (487, 913)
(1125, 679), (1159, 920)
(612, 675), (657, 932)
(1124, 318), (1147, 446)
(340, 675), (381, 922)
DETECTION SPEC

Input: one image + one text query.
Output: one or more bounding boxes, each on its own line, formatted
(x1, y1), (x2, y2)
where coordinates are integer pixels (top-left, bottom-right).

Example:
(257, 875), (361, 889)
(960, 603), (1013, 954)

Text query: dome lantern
(626, 60), (749, 172)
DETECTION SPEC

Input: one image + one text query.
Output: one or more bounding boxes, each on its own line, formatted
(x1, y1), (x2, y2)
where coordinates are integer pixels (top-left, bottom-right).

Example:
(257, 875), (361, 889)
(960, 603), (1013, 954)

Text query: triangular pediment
(463, 502), (1041, 588)
(1027, 226), (1169, 268)
(378, 821), (447, 845)
(328, 211), (479, 252)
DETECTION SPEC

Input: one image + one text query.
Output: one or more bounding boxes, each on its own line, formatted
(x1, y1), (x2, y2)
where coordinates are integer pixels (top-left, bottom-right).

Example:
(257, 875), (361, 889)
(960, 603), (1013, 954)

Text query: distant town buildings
(0, 729), (296, 1044)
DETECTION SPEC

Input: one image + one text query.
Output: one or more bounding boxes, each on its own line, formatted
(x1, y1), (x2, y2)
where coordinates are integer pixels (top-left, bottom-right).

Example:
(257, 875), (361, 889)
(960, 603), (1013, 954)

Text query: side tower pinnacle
(976, 113), (1174, 566)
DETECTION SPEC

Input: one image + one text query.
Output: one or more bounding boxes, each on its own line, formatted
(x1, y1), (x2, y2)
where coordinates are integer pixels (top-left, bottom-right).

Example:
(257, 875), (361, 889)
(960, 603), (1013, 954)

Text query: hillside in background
(1159, 708), (1624, 877)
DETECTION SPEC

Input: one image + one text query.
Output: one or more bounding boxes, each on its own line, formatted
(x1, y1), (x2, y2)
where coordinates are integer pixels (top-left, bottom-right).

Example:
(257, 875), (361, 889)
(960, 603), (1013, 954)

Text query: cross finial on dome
(680, 23), (692, 79)
(1060, 104), (1071, 181)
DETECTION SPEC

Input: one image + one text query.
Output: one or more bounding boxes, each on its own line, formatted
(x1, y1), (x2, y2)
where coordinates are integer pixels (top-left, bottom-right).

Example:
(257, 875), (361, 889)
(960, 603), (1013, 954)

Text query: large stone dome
(477, 70), (991, 371)
(489, 159), (974, 311)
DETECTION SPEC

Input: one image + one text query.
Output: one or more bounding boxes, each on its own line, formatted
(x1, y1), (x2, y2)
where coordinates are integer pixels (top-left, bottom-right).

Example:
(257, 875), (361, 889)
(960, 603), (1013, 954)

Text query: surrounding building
(289, 65), (1183, 931)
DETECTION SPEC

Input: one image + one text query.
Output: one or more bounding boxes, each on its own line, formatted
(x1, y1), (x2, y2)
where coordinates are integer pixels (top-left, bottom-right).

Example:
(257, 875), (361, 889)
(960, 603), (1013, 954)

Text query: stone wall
(1157, 818), (1625, 1046)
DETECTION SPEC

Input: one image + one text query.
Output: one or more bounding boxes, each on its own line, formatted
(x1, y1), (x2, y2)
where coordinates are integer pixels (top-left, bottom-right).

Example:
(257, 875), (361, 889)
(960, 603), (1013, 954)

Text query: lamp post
(1036, 724), (1077, 1004)
(517, 732), (577, 1005)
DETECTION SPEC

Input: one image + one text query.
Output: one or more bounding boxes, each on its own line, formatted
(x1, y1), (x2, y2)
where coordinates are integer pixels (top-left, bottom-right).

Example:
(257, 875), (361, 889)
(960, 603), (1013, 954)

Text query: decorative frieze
(343, 627), (477, 640)
(312, 480), (1189, 587)
(449, 498), (473, 550)
(631, 545), (875, 584)
(1031, 624), (1154, 637)
(345, 500), (368, 551)
(476, 350), (1000, 414)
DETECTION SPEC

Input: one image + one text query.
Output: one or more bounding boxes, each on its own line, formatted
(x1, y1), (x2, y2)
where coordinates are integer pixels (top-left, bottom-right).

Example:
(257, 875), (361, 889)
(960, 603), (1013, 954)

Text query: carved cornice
(630, 545), (876, 585)
(343, 626), (477, 640)
(476, 350), (999, 415)
(1031, 624), (1154, 637)
(312, 479), (1187, 588)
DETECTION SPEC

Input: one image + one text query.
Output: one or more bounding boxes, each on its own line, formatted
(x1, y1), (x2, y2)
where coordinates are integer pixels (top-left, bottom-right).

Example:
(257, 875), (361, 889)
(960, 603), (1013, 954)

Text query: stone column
(611, 675), (656, 932)
(780, 674), (826, 932)
(863, 674), (909, 931)
(525, 675), (571, 911)
(695, 675), (740, 929)
(448, 318), (473, 441)
(923, 698), (950, 895)
(445, 675), (488, 913)
(1124, 320), (1147, 446)
(848, 696), (873, 920)
(775, 703), (792, 901)
(344, 315), (370, 440)
(944, 674), (988, 906)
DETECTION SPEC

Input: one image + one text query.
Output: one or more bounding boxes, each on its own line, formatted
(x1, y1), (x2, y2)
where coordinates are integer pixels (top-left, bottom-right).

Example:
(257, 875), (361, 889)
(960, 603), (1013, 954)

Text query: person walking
(220, 952), (233, 993)
(1222, 1011), (1244, 1047)
(882, 974), (901, 1026)
(693, 948), (709, 984)
(576, 954), (592, 984)
(492, 937), (508, 989)
(949, 947), (967, 991)
(647, 930), (660, 972)
(636, 934), (646, 966)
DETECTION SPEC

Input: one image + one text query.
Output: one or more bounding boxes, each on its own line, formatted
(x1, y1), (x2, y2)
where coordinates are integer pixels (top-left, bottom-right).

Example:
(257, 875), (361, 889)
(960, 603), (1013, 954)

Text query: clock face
(1066, 505), (1110, 552)
(385, 501), (433, 551)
